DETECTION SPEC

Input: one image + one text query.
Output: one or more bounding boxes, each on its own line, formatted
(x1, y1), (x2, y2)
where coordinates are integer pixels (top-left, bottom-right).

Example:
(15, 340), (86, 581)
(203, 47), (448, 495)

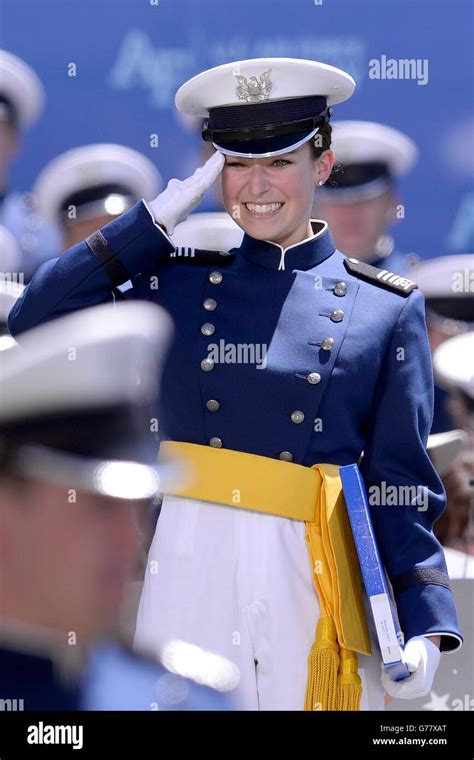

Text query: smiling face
(221, 142), (335, 249)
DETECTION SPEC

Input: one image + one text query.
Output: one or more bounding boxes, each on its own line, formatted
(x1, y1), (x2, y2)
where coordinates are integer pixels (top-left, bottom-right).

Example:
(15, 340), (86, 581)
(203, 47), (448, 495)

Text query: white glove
(147, 150), (225, 234)
(381, 636), (441, 699)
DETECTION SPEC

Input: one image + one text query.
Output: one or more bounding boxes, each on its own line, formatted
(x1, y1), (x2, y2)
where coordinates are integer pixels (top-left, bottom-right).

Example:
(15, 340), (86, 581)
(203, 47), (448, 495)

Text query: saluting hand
(147, 150), (225, 235)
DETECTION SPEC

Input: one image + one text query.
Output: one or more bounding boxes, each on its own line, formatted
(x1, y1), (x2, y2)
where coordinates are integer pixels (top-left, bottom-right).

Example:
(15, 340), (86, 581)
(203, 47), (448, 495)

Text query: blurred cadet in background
(410, 254), (474, 434)
(0, 50), (61, 281)
(431, 332), (474, 575)
(33, 143), (162, 250)
(0, 301), (235, 710)
(314, 121), (418, 273)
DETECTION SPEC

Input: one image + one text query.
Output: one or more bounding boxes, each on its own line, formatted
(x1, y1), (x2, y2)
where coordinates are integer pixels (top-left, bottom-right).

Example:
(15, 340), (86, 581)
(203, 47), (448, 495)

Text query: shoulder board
(343, 258), (418, 297)
(168, 247), (235, 264)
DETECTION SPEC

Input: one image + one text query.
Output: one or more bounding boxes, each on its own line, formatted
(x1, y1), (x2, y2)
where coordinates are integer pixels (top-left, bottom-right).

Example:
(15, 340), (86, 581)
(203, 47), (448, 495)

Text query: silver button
(201, 322), (215, 336)
(279, 451), (293, 462)
(209, 271), (223, 285)
(320, 337), (335, 351)
(206, 399), (220, 412)
(203, 298), (217, 311)
(330, 309), (344, 323)
(290, 410), (305, 424)
(200, 358), (215, 372)
(209, 436), (222, 448)
(307, 372), (321, 385)
(348, 257), (359, 264)
(334, 281), (347, 297)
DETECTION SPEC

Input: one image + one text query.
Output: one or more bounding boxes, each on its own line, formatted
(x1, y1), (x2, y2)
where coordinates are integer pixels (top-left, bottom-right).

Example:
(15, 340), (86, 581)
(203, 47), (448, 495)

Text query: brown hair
(309, 122), (332, 159)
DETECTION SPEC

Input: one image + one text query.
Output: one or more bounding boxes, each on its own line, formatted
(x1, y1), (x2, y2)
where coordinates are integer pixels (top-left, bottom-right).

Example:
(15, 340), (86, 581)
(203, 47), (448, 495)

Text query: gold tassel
(337, 648), (362, 711)
(304, 616), (340, 711)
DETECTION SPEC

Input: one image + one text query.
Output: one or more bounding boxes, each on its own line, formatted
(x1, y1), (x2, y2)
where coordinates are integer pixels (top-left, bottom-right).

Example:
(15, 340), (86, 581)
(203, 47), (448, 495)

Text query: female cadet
(8, 58), (462, 711)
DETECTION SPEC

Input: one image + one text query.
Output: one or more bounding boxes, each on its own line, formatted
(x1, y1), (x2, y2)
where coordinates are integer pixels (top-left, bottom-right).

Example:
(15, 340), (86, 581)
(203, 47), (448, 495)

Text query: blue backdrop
(2, 0), (473, 260)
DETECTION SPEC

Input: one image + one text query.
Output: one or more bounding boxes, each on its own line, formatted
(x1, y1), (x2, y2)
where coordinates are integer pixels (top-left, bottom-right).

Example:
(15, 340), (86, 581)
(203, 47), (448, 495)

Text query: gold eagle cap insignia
(234, 69), (273, 102)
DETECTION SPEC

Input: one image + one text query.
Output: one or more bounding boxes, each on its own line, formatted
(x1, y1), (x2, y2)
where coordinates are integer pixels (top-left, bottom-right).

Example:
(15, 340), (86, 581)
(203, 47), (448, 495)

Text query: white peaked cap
(171, 212), (244, 252)
(33, 144), (162, 223)
(0, 49), (44, 127)
(175, 58), (355, 116)
(409, 255), (474, 298)
(330, 121), (418, 176)
(433, 332), (474, 399)
(427, 430), (468, 476)
(0, 301), (173, 424)
(0, 302), (188, 499)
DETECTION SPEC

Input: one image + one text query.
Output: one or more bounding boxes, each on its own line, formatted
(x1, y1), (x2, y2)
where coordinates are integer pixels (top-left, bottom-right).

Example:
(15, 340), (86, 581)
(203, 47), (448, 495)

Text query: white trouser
(134, 494), (386, 711)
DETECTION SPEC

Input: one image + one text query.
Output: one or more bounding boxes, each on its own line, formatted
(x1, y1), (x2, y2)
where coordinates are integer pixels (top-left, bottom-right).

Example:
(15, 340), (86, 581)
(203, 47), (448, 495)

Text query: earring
(317, 180), (324, 186)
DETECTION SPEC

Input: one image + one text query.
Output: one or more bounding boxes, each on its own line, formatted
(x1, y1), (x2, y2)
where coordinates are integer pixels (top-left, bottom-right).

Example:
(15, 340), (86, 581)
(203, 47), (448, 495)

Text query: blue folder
(339, 463), (411, 681)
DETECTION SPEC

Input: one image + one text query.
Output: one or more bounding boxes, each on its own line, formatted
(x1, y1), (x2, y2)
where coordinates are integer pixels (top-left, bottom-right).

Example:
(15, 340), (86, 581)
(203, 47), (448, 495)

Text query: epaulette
(343, 257), (418, 297)
(167, 247), (235, 264)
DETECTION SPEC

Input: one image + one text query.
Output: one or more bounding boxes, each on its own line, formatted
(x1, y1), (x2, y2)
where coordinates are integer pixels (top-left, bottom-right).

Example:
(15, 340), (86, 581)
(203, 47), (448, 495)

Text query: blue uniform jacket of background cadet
(8, 199), (463, 653)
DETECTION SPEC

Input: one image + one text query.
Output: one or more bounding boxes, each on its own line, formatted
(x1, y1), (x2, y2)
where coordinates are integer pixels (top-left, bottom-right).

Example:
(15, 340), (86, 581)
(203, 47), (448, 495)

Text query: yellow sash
(159, 441), (371, 710)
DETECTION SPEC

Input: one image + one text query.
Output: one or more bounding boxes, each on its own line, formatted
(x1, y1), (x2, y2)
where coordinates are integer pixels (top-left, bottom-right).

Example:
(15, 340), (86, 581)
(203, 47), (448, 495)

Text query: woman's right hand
(147, 150), (225, 235)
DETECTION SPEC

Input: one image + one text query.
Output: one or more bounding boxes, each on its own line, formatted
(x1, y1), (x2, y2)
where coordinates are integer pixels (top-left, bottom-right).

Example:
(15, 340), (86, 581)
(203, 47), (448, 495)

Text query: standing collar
(237, 219), (336, 271)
